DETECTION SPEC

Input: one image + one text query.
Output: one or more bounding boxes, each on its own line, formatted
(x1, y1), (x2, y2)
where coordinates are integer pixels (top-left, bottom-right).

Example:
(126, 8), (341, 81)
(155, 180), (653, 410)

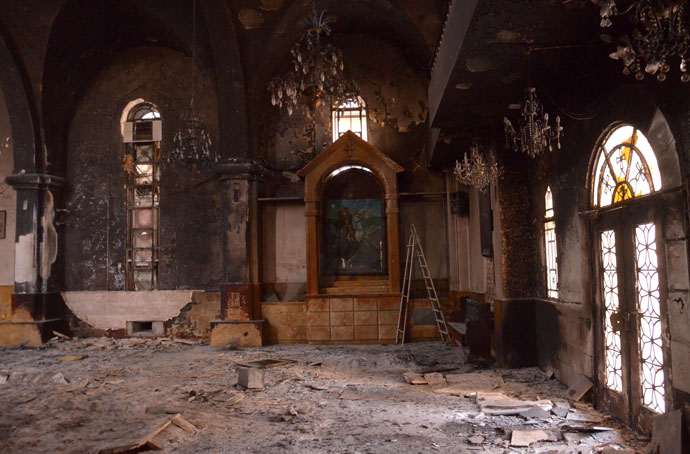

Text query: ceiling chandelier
(594, 0), (690, 82)
(268, 1), (356, 116)
(503, 88), (563, 158)
(169, 0), (215, 166)
(453, 140), (503, 190)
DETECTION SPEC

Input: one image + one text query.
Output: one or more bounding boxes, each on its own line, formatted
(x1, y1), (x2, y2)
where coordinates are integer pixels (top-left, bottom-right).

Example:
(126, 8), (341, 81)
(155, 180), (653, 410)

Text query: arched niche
(297, 131), (403, 296)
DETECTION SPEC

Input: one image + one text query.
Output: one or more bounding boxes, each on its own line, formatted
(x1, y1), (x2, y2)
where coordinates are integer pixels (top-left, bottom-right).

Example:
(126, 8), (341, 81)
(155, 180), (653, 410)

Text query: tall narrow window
(601, 229), (624, 393)
(544, 186), (558, 298)
(332, 98), (367, 142)
(124, 103), (162, 290)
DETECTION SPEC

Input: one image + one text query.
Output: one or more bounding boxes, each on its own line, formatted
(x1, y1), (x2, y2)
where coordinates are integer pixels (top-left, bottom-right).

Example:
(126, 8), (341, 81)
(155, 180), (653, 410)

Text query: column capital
(5, 173), (66, 191)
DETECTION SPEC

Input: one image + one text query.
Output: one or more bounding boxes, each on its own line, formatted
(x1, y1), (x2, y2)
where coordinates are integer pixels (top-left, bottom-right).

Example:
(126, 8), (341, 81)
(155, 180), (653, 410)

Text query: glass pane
(134, 249), (152, 267)
(634, 223), (666, 413)
(135, 164), (153, 185)
(133, 229), (153, 248)
(134, 270), (152, 291)
(600, 230), (623, 393)
(133, 208), (155, 228)
(135, 144), (154, 163)
(592, 125), (661, 207)
(544, 220), (558, 298)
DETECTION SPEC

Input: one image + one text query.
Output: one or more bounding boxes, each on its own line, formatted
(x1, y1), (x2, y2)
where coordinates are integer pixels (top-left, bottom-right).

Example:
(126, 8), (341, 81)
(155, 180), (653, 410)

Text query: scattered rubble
(0, 341), (648, 453)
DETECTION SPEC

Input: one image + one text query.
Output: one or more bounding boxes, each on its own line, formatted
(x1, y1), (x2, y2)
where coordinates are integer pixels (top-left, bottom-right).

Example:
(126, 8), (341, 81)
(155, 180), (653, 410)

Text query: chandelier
(453, 140), (503, 190)
(169, 0), (214, 166)
(268, 1), (355, 116)
(503, 88), (563, 158)
(595, 0), (690, 82)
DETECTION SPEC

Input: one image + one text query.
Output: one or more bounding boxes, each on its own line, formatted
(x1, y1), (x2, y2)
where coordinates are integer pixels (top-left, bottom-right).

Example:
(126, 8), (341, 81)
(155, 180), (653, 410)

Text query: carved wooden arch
(297, 131), (404, 296)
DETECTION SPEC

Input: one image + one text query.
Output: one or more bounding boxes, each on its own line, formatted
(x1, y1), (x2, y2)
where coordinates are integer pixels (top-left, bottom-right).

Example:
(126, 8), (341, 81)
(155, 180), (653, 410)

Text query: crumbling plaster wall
(0, 87), (15, 320)
(259, 36), (448, 300)
(0, 87), (15, 287)
(64, 46), (221, 292)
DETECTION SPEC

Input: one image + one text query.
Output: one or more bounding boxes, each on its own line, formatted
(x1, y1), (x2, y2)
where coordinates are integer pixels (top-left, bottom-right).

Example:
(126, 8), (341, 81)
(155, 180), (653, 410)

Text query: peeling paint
(39, 190), (57, 282)
(15, 232), (36, 284)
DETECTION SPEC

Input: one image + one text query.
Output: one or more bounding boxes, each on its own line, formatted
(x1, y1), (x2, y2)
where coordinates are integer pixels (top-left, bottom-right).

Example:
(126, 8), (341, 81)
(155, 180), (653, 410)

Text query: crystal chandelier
(268, 1), (356, 116)
(503, 88), (563, 158)
(594, 0), (690, 82)
(169, 0), (214, 166)
(453, 140), (503, 190)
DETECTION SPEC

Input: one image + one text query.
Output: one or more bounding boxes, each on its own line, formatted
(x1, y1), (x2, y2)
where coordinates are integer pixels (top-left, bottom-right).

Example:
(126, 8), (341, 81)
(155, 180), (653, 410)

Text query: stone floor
(0, 338), (647, 453)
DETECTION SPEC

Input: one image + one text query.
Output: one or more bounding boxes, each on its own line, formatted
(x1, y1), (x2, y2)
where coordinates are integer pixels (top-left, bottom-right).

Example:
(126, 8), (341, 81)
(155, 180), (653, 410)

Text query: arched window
(591, 124), (662, 208)
(321, 165), (385, 277)
(332, 98), (368, 142)
(544, 186), (558, 298)
(123, 102), (161, 290)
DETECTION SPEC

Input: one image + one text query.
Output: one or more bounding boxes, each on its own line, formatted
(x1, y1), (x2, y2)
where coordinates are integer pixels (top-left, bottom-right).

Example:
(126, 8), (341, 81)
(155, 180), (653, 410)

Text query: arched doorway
(588, 123), (672, 430)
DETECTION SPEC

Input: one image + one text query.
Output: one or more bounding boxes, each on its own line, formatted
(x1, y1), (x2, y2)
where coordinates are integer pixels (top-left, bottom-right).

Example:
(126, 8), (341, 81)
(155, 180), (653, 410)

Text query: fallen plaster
(62, 291), (198, 331)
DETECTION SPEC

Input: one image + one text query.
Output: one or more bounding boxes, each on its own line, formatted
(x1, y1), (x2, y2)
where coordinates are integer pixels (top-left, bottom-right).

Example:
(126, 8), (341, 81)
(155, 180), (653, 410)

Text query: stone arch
(0, 23), (40, 172)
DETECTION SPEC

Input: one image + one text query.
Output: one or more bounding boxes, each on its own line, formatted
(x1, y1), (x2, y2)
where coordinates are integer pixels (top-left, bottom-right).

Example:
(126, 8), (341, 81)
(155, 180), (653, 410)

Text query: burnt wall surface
(258, 35), (448, 301)
(64, 47), (221, 291)
(522, 82), (690, 411)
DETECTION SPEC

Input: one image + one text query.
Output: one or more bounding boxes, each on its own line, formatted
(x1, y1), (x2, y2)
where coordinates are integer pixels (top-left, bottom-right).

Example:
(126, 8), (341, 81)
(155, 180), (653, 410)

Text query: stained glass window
(591, 125), (662, 208)
(544, 187), (558, 298)
(600, 230), (624, 393)
(634, 223), (666, 413)
(125, 103), (161, 290)
(332, 98), (368, 142)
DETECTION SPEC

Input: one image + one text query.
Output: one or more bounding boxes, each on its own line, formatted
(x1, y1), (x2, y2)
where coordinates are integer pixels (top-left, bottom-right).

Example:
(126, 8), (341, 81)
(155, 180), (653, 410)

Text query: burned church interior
(1, 0), (690, 452)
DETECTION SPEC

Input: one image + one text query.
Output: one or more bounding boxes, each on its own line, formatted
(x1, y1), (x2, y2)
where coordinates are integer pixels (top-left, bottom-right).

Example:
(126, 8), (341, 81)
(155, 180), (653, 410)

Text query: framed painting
(323, 198), (386, 275)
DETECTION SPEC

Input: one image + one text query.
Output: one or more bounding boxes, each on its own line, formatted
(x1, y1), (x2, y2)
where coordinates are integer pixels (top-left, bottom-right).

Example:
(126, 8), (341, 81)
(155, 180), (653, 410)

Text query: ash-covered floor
(0, 339), (647, 453)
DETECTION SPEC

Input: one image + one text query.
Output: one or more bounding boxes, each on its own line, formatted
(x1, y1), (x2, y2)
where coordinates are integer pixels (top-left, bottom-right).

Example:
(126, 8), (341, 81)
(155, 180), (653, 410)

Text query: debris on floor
(0, 341), (648, 453)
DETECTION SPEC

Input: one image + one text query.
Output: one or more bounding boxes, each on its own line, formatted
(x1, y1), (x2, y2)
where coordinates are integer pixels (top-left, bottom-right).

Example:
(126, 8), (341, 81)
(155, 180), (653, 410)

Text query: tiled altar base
(306, 294), (402, 344)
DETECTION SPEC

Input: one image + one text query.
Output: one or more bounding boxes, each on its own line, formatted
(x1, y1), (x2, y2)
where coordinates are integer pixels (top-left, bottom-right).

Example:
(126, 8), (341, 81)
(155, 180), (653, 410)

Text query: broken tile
(423, 372), (446, 386)
(564, 374), (593, 401)
(519, 406), (551, 419)
(467, 435), (484, 445)
(510, 429), (549, 447)
(403, 372), (427, 385)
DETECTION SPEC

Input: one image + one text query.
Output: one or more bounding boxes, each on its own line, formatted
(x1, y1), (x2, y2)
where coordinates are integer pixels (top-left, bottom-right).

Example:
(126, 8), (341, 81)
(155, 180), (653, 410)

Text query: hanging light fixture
(594, 0), (690, 82)
(267, 1), (356, 116)
(503, 88), (563, 158)
(453, 140), (503, 190)
(169, 0), (215, 166)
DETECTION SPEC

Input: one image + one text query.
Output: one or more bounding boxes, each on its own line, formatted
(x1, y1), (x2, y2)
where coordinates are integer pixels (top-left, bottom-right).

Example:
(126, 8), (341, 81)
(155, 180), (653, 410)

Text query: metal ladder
(396, 224), (450, 344)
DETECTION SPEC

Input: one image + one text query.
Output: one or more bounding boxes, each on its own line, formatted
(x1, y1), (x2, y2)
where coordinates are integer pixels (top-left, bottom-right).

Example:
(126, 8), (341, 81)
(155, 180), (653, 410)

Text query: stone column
(4, 172), (67, 321)
(217, 159), (259, 320)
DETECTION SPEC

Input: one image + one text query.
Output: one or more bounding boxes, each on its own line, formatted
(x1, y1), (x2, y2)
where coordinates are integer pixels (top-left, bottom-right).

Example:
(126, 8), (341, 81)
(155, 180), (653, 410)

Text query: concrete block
(330, 298), (353, 312)
(307, 298), (329, 312)
(355, 325), (378, 340)
(210, 322), (263, 348)
(670, 340), (690, 394)
(354, 311), (377, 326)
(378, 310), (398, 325)
(354, 298), (377, 311)
(330, 311), (354, 326)
(331, 326), (354, 341)
(378, 324), (396, 340)
(378, 296), (400, 311)
(0, 322), (43, 347)
(237, 367), (264, 389)
(261, 302), (307, 343)
(306, 311), (330, 326)
(307, 326), (330, 341)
